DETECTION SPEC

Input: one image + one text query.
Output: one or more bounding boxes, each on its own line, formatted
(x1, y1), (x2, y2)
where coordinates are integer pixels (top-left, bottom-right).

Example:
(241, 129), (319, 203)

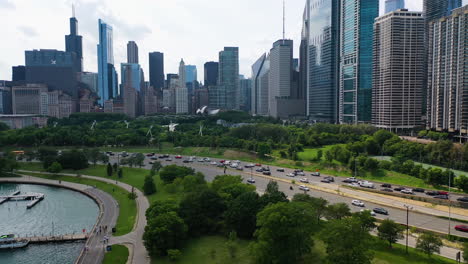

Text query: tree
(316, 149), (323, 161)
(325, 150), (334, 162)
(47, 162), (62, 174)
(460, 175), (468, 193)
(462, 242), (468, 263)
(325, 203), (351, 220)
(250, 202), (317, 264)
(225, 192), (261, 239)
(88, 148), (101, 166)
(260, 181), (288, 206)
(321, 216), (374, 264)
(143, 211), (187, 256)
(416, 232), (442, 257)
(292, 194), (328, 224)
(106, 163), (113, 177)
(0, 155), (19, 177)
(178, 189), (226, 236)
(118, 168), (123, 179)
(257, 143), (271, 159)
(57, 150), (88, 170)
(143, 175), (157, 195)
(167, 249), (181, 262)
(364, 158), (379, 171)
(377, 219), (404, 248)
(112, 163), (118, 172)
(159, 165), (195, 184)
(146, 199), (179, 219)
(135, 153), (145, 168)
(150, 161), (162, 176)
(181, 174), (207, 193)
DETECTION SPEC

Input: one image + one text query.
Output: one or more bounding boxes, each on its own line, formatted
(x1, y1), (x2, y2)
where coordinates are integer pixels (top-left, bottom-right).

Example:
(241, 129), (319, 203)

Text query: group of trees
(0, 154), (18, 177)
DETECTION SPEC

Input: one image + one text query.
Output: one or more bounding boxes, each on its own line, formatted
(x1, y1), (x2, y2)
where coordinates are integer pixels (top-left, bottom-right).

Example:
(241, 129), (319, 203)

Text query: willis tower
(65, 6), (83, 72)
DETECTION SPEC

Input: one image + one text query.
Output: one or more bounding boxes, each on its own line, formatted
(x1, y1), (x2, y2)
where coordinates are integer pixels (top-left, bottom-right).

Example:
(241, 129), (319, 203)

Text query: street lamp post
(404, 205), (412, 254)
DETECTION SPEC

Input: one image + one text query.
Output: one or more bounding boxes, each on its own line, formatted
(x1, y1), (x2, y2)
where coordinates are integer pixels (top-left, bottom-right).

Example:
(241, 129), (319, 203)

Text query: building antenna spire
(282, 0), (286, 43)
(72, 3), (75, 17)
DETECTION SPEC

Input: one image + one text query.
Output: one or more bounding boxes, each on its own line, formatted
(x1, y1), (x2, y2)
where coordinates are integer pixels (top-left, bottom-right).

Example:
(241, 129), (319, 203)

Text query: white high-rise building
(176, 59), (189, 114)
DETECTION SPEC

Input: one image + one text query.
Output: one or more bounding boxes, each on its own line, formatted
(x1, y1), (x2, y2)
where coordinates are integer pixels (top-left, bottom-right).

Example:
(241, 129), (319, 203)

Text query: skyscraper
(204, 62), (218, 86)
(65, 8), (83, 72)
(251, 53), (270, 116)
(185, 65), (197, 84)
(302, 0), (340, 123)
(12, 66), (25, 82)
(339, 0), (379, 124)
(127, 41), (139, 64)
(372, 9), (425, 129)
(176, 59), (189, 114)
(423, 0), (462, 23)
(269, 39), (293, 117)
(240, 77), (252, 112)
(385, 0), (405, 14)
(97, 19), (117, 104)
(149, 52), (164, 91)
(218, 47), (240, 110)
(427, 5), (468, 133)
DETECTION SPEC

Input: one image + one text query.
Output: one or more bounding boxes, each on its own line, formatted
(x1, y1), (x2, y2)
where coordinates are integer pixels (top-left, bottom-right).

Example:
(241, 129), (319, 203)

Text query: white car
(299, 185), (310, 192)
(300, 178), (309, 183)
(287, 173), (296, 177)
(204, 157), (211, 162)
(352, 200), (365, 207)
(210, 161), (217, 166)
(360, 209), (376, 216)
(224, 160), (231, 165)
(230, 163), (238, 168)
(401, 189), (414, 195)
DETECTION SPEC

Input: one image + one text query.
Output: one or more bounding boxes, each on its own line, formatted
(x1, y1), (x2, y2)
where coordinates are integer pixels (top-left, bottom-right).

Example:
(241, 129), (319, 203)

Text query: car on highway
(204, 157), (211, 162)
(455, 225), (468, 232)
(255, 163), (262, 167)
(224, 160), (231, 165)
(245, 163), (255, 168)
(166, 158), (172, 162)
(348, 183), (360, 187)
(277, 168), (285, 172)
(394, 187), (404, 192)
(438, 191), (449, 196)
(150, 157), (158, 160)
(146, 153), (155, 157)
(183, 160), (190, 163)
(217, 163), (225, 168)
(175, 155), (182, 159)
(360, 209), (376, 216)
(381, 183), (392, 188)
(263, 171), (271, 176)
(230, 163), (239, 168)
(413, 188), (425, 193)
(299, 185), (310, 192)
(434, 195), (449, 200)
(198, 158), (204, 162)
(352, 200), (365, 207)
(457, 197), (468, 203)
(158, 155), (165, 159)
(343, 177), (358, 183)
(106, 151), (114, 156)
(324, 176), (335, 182)
(425, 190), (438, 196)
(256, 168), (264, 172)
(236, 167), (244, 171)
(149, 161), (155, 164)
(311, 172), (321, 177)
(300, 178), (309, 183)
(247, 178), (256, 184)
(220, 160), (226, 163)
(381, 188), (394, 192)
(296, 171), (306, 176)
(121, 152), (129, 157)
(401, 189), (414, 195)
(373, 208), (389, 215)
(287, 173), (296, 177)
(321, 179), (331, 183)
(210, 161), (217, 166)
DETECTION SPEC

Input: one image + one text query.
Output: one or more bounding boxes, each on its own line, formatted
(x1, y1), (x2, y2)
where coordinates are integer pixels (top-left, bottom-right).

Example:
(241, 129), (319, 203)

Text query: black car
(413, 188), (425, 193)
(263, 171), (271, 176)
(277, 168), (285, 172)
(381, 183), (392, 188)
(426, 191), (438, 196)
(256, 168), (264, 172)
(321, 179), (331, 183)
(183, 160), (190, 163)
(150, 157), (158, 160)
(457, 197), (468, 203)
(381, 188), (394, 192)
(158, 155), (165, 159)
(373, 208), (389, 215)
(434, 195), (449, 200)
(324, 176), (335, 182)
(394, 187), (404, 191)
(342, 179), (354, 183)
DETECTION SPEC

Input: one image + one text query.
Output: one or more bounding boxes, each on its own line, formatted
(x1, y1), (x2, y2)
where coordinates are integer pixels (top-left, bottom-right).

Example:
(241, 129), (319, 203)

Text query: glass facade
(185, 65), (197, 84)
(121, 63), (142, 92)
(149, 52), (164, 91)
(97, 19), (117, 104)
(218, 47), (240, 110)
(306, 0), (340, 123)
(384, 0), (404, 14)
(339, 0), (378, 123)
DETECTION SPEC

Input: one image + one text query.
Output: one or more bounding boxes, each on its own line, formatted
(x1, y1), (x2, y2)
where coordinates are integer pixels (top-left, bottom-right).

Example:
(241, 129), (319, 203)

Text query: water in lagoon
(0, 183), (99, 264)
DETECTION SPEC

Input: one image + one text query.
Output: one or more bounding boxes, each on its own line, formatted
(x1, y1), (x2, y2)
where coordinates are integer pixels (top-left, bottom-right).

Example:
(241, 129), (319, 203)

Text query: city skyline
(0, 0), (446, 82)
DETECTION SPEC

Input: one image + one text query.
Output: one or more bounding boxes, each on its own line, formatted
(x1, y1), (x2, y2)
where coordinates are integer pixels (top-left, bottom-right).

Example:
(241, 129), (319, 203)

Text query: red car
(455, 225), (468, 232)
(220, 160), (226, 163)
(438, 191), (449, 196)
(255, 163), (262, 167)
(175, 155), (182, 159)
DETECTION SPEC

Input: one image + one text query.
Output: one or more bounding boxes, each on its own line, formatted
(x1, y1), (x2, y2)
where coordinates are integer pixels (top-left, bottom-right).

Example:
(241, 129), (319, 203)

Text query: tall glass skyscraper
(302, 0), (340, 123)
(204, 62), (218, 87)
(149, 52), (164, 91)
(384, 0), (404, 14)
(339, 0), (379, 124)
(185, 65), (197, 83)
(65, 13), (83, 72)
(97, 19), (117, 104)
(218, 47), (240, 110)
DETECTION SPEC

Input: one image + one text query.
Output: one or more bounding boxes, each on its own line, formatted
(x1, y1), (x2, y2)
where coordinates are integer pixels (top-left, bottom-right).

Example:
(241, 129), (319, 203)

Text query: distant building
(127, 41), (139, 64)
(0, 87), (12, 114)
(240, 78), (251, 112)
(385, 0), (405, 13)
(423, 0), (462, 23)
(149, 52), (164, 91)
(79, 88), (98, 113)
(11, 84), (48, 115)
(79, 72), (98, 93)
(0, 115), (48, 129)
(97, 19), (117, 104)
(12, 66), (25, 82)
(25, 49), (79, 98)
(218, 47), (240, 110)
(142, 86), (158, 115)
(427, 5), (468, 133)
(65, 12), (83, 72)
(121, 63), (143, 92)
(176, 59), (189, 114)
(251, 54), (270, 116)
(338, 0), (379, 123)
(185, 65), (197, 83)
(204, 61), (218, 87)
(193, 88), (209, 112)
(372, 9), (425, 130)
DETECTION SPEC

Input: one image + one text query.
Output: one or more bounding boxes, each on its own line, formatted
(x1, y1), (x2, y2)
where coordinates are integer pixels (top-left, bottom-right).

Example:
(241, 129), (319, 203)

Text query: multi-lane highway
(109, 152), (468, 238)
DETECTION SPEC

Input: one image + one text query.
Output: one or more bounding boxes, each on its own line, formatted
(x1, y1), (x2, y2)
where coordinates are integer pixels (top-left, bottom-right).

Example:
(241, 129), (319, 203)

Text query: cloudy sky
(0, 0), (464, 82)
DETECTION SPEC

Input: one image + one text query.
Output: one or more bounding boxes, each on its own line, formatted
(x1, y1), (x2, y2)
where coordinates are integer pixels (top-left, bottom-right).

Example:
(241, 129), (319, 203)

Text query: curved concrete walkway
(17, 170), (151, 264)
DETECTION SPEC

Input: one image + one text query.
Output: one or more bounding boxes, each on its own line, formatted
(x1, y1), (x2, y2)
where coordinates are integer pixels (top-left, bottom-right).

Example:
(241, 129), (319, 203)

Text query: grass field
(21, 172), (136, 236)
(103, 244), (129, 264)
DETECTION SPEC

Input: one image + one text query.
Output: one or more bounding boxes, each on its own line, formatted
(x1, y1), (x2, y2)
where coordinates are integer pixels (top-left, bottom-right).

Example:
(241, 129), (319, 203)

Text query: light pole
(404, 205), (412, 254)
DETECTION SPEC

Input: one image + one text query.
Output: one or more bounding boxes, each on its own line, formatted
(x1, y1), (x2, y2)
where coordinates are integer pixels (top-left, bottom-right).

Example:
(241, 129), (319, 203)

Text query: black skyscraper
(12, 66), (26, 81)
(149, 52), (164, 91)
(204, 61), (218, 86)
(65, 11), (83, 72)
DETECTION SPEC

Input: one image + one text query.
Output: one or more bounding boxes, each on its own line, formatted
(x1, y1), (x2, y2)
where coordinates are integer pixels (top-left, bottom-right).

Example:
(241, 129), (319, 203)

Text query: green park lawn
(20, 172), (136, 236)
(103, 244), (129, 264)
